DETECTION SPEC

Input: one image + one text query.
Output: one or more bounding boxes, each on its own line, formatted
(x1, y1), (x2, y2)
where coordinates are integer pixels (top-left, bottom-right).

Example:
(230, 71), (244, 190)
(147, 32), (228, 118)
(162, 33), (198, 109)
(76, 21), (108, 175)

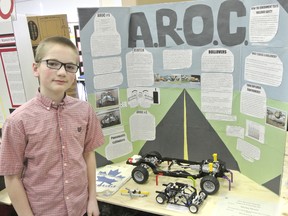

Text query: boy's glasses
(39, 59), (79, 73)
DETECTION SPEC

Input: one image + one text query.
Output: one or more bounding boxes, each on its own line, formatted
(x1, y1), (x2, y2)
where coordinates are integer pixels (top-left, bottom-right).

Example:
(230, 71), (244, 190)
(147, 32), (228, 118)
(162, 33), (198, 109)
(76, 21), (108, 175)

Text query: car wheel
(189, 204), (198, 213)
(156, 193), (167, 204)
(199, 191), (207, 200)
(132, 166), (149, 184)
(200, 175), (220, 195)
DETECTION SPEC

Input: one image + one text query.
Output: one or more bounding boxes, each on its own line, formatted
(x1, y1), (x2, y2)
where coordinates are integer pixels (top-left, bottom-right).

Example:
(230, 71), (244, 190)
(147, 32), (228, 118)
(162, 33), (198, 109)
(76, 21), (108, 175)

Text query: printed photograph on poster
(96, 88), (119, 108)
(154, 74), (200, 84)
(182, 75), (200, 83)
(266, 106), (287, 130)
(97, 108), (121, 129)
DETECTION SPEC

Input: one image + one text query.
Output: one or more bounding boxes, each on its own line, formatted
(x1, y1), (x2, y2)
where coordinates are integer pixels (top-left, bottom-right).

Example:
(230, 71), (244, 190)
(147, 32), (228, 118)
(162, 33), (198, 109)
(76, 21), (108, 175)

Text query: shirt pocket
(71, 124), (87, 146)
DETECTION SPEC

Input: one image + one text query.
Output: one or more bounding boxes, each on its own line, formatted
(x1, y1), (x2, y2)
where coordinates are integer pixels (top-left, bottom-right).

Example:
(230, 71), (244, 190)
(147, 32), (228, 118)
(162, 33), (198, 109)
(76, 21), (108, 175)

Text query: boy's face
(32, 44), (78, 99)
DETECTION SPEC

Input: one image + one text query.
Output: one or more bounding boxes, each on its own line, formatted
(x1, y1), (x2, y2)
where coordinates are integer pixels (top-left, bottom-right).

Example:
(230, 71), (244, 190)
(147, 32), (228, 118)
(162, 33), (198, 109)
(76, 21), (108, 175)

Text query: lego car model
(126, 151), (233, 195)
(156, 182), (207, 214)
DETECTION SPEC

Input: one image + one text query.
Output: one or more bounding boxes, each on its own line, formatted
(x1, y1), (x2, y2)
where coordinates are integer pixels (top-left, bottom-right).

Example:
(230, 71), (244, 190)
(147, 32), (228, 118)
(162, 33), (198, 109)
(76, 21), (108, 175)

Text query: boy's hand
(87, 198), (100, 216)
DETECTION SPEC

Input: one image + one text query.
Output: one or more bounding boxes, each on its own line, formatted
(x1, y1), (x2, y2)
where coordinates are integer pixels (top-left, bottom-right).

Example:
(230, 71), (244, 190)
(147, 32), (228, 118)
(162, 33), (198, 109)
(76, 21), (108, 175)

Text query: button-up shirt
(0, 92), (104, 216)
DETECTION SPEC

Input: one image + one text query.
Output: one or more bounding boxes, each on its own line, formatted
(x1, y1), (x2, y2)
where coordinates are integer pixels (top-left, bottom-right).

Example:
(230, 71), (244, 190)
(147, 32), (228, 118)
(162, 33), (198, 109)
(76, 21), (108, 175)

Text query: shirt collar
(36, 91), (67, 110)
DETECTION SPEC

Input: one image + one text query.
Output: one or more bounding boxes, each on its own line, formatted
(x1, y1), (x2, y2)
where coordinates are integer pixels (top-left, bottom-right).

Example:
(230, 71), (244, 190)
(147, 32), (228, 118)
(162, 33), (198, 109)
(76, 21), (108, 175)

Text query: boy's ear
(32, 62), (39, 77)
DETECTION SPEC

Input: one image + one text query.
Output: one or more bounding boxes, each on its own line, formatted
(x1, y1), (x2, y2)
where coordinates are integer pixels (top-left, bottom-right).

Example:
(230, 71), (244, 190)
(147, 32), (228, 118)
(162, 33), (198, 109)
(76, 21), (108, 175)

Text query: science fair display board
(0, 1), (37, 128)
(78, 0), (288, 194)
(0, 0), (23, 127)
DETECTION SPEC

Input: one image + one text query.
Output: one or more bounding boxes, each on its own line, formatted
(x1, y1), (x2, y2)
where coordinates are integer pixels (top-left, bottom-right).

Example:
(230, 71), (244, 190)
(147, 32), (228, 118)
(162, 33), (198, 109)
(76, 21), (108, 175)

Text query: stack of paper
(96, 164), (133, 196)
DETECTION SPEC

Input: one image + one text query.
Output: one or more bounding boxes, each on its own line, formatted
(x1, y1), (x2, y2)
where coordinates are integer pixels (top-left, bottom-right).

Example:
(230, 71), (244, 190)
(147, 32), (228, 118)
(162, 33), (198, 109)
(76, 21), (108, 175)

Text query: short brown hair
(35, 36), (79, 63)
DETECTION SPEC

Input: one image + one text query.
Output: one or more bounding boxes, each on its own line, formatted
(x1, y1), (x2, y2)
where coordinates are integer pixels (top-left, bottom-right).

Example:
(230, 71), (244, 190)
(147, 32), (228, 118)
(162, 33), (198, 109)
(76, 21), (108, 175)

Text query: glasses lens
(65, 64), (78, 73)
(46, 60), (61, 70)
(44, 60), (78, 73)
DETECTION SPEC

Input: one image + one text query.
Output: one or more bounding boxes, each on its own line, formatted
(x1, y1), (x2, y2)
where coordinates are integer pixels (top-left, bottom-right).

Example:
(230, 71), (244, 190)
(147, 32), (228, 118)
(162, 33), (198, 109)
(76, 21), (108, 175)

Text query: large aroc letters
(156, 9), (184, 47)
(218, 0), (246, 46)
(128, 0), (247, 48)
(183, 4), (214, 46)
(128, 12), (153, 48)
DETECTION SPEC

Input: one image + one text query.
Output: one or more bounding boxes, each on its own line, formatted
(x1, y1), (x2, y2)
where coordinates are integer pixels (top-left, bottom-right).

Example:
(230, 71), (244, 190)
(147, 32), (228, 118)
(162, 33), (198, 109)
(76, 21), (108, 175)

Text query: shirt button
(60, 128), (63, 131)
(66, 196), (69, 200)
(62, 146), (65, 149)
(46, 107), (50, 110)
(65, 180), (69, 184)
(64, 163), (67, 167)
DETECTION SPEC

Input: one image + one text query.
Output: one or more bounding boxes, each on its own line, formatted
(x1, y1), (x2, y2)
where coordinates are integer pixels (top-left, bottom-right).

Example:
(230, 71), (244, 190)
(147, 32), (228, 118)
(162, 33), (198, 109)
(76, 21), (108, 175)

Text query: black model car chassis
(156, 182), (207, 214)
(126, 151), (233, 195)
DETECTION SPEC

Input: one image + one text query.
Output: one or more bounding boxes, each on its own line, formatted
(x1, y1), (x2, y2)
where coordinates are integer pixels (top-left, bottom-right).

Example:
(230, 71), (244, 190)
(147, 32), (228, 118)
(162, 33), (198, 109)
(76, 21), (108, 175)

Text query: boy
(0, 36), (104, 216)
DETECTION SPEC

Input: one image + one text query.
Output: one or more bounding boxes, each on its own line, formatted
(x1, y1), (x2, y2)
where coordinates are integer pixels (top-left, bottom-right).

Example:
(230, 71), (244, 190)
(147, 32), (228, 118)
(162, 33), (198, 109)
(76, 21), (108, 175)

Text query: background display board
(78, 0), (288, 194)
(0, 1), (38, 128)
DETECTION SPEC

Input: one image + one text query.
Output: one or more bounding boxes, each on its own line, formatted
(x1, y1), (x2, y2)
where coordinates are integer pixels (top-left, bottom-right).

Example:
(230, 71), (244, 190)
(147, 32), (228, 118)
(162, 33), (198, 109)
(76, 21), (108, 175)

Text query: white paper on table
(213, 195), (280, 216)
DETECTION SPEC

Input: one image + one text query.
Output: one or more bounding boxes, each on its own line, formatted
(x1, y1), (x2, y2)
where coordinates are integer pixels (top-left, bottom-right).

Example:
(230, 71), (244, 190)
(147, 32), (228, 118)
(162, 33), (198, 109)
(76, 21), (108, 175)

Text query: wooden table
(1, 166), (287, 216)
(97, 167), (288, 216)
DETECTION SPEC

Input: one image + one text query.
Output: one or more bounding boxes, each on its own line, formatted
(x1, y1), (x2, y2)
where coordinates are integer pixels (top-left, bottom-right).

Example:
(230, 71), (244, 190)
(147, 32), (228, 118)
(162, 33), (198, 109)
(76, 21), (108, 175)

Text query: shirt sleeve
(0, 118), (26, 175)
(83, 104), (105, 153)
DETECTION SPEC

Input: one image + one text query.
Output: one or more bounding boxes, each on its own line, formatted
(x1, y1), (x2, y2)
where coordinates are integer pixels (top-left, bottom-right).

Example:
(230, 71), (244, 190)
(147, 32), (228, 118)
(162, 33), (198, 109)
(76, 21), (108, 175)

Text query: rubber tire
(156, 193), (167, 204)
(131, 166), (149, 184)
(200, 175), (220, 195)
(189, 204), (198, 214)
(199, 191), (207, 200)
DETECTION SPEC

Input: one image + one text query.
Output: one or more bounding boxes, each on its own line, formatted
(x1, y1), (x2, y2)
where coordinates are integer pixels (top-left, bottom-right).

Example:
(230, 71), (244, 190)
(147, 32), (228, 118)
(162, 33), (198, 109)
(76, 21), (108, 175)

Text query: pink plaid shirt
(0, 92), (104, 216)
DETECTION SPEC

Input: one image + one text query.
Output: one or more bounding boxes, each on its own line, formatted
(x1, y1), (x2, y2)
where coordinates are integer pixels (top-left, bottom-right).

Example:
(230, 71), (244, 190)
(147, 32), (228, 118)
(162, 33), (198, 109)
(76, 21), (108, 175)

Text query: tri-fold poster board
(78, 0), (288, 195)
